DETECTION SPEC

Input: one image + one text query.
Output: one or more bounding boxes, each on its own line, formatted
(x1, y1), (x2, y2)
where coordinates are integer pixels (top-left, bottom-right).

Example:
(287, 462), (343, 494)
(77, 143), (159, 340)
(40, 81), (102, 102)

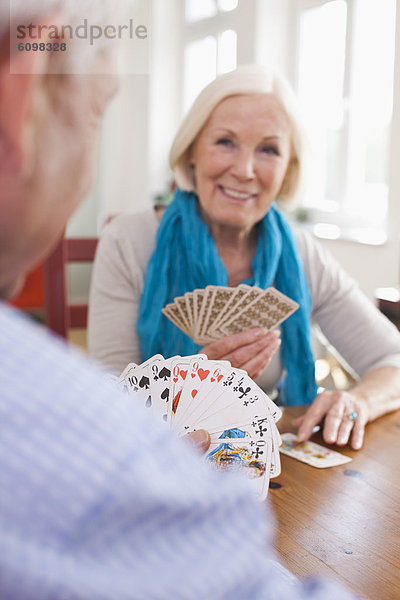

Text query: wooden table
(269, 407), (400, 600)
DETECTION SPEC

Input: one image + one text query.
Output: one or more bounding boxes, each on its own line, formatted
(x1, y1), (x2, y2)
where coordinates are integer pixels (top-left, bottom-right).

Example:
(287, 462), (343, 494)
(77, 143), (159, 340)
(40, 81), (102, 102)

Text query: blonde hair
(169, 65), (308, 206)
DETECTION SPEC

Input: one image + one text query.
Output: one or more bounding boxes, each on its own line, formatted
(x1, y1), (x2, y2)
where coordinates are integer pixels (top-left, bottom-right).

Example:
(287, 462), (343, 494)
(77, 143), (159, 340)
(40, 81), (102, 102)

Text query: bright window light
(313, 223), (341, 240)
(298, 0), (347, 210)
(296, 0), (396, 237)
(218, 0), (238, 12)
(218, 29), (237, 73)
(185, 0), (217, 23)
(183, 36), (217, 112)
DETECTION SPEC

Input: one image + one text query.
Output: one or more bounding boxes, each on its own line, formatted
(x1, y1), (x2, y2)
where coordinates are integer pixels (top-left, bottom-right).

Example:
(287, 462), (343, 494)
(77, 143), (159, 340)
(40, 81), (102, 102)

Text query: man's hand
(184, 429), (211, 453)
(201, 328), (280, 380)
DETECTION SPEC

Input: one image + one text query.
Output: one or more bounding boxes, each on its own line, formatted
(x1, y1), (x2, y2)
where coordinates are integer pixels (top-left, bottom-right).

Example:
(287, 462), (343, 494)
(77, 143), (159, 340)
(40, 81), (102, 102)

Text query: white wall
(148, 0), (183, 198)
(314, 237), (399, 301)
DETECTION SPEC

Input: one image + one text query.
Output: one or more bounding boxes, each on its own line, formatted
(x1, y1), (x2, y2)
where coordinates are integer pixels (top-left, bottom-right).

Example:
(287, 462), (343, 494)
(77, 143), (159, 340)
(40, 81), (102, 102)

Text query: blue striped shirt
(0, 303), (357, 599)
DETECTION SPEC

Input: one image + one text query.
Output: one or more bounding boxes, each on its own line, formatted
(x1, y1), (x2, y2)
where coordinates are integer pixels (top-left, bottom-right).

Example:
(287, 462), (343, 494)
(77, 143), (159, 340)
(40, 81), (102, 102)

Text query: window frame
(291, 0), (397, 245)
(180, 0), (257, 111)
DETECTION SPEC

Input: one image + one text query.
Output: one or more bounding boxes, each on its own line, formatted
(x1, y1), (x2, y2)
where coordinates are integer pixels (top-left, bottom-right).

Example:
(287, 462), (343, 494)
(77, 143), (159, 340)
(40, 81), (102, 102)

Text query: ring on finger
(344, 411), (357, 422)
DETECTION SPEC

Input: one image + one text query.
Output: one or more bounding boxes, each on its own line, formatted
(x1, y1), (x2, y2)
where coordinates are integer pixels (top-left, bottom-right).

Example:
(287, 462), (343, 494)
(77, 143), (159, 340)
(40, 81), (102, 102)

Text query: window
(183, 0), (239, 112)
(185, 0), (238, 23)
(295, 0), (396, 244)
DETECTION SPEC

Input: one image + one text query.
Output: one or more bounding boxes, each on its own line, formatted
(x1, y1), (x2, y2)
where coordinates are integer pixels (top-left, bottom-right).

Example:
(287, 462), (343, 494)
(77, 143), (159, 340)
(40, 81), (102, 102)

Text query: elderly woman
(88, 65), (400, 450)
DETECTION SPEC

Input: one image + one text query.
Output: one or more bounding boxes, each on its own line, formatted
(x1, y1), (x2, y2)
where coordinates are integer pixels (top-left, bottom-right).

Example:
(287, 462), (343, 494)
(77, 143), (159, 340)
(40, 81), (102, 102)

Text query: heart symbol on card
(180, 370), (187, 380)
(198, 368), (210, 381)
(191, 390), (198, 398)
(173, 377), (178, 383)
(212, 374), (223, 382)
(191, 372), (196, 378)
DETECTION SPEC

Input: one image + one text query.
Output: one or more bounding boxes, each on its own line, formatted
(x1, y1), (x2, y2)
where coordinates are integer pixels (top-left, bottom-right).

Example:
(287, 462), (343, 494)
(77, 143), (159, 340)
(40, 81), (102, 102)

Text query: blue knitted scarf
(137, 189), (317, 405)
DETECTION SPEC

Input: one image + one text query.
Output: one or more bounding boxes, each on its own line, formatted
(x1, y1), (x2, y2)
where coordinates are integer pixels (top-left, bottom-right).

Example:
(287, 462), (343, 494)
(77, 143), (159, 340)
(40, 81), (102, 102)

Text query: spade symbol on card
(159, 367), (170, 381)
(161, 387), (169, 402)
(139, 375), (150, 390)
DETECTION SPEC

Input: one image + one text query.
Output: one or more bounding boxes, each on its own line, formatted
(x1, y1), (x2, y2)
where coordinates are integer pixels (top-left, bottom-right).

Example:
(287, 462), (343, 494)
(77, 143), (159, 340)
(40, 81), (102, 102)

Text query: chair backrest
(43, 235), (98, 338)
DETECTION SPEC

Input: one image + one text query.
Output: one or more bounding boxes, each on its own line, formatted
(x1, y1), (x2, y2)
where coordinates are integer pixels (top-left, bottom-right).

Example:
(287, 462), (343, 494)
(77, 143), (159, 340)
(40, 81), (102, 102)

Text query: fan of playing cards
(161, 284), (299, 345)
(115, 353), (283, 501)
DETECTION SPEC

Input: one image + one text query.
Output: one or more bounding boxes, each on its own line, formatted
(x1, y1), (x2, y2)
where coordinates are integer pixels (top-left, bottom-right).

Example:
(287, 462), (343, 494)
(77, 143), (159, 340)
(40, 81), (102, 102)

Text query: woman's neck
(211, 224), (258, 287)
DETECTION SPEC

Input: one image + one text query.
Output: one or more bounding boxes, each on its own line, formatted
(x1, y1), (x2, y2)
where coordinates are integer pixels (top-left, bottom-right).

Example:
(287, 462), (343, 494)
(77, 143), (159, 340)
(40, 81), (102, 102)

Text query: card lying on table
(115, 353), (283, 501)
(279, 433), (352, 468)
(162, 285), (299, 345)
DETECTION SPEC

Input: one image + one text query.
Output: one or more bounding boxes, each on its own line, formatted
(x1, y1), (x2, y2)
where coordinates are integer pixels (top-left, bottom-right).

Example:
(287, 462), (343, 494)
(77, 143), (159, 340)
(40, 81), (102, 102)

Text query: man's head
(0, 1), (118, 299)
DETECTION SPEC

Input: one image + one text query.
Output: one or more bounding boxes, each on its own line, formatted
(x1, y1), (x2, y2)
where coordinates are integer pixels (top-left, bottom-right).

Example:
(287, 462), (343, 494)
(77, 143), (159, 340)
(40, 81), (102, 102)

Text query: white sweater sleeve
(295, 229), (400, 377)
(88, 210), (158, 375)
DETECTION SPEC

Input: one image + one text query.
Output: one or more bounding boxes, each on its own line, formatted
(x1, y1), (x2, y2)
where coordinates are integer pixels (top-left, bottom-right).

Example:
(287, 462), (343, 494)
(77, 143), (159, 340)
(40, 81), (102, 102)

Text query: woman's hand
(201, 328), (281, 380)
(295, 390), (370, 450)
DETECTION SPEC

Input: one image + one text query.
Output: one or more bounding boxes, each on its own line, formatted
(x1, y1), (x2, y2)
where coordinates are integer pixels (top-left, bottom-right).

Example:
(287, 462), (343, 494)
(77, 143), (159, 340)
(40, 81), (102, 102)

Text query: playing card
(161, 303), (191, 336)
(279, 433), (352, 468)
(207, 284), (251, 336)
(194, 286), (215, 344)
(174, 295), (192, 332)
(193, 289), (205, 325)
(201, 286), (236, 341)
(209, 415), (274, 448)
(184, 292), (195, 330)
(193, 372), (282, 478)
(148, 355), (180, 422)
(167, 354), (207, 424)
(205, 438), (271, 501)
(117, 353), (283, 501)
(210, 285), (263, 336)
(117, 361), (138, 383)
(174, 365), (243, 430)
(124, 354), (163, 410)
(195, 371), (279, 428)
(162, 284), (299, 347)
(174, 359), (230, 427)
(220, 287), (299, 336)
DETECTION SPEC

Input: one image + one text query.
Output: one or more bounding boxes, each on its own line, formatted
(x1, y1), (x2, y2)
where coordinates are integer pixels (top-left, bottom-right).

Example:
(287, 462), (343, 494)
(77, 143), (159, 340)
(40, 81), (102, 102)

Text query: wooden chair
(43, 235), (98, 338)
(375, 286), (400, 329)
(9, 263), (44, 315)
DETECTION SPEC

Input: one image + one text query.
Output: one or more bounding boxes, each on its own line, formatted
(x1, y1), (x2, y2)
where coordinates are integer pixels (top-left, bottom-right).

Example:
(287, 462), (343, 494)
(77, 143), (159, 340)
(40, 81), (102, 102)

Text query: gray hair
(169, 65), (309, 206)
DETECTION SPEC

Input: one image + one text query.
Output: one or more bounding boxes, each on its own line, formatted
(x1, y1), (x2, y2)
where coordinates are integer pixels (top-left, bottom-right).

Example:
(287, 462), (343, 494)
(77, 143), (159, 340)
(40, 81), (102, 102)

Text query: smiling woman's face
(189, 93), (293, 238)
